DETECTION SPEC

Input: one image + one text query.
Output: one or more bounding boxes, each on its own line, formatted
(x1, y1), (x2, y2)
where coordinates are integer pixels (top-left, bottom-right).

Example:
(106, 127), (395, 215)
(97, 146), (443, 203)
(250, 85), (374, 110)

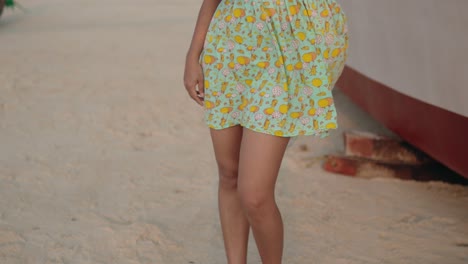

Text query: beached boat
(337, 1), (468, 179)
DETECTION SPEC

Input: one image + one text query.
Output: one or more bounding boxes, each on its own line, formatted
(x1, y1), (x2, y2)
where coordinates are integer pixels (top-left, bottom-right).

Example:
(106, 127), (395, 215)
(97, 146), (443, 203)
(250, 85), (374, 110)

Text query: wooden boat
(337, 1), (468, 179)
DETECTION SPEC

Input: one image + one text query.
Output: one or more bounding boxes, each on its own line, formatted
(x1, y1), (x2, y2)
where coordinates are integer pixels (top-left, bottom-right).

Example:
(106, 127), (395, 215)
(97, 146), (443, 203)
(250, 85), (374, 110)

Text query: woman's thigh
(209, 125), (244, 187)
(237, 128), (290, 202)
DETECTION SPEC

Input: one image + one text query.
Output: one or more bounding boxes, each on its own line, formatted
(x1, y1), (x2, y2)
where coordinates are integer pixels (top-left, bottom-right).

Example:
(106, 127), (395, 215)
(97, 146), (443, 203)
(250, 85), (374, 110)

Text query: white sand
(0, 1), (467, 263)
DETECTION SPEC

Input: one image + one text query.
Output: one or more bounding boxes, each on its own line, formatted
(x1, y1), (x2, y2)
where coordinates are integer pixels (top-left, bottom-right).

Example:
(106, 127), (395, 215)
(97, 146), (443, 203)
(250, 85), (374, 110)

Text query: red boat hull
(337, 66), (468, 179)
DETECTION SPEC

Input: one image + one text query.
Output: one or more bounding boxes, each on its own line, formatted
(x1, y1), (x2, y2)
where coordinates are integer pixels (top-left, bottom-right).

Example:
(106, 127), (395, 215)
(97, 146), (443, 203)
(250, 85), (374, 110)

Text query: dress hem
(205, 122), (335, 139)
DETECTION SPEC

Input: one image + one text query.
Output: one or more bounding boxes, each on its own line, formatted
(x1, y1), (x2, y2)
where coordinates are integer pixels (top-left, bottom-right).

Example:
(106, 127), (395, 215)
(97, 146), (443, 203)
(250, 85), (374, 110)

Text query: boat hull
(337, 1), (468, 178)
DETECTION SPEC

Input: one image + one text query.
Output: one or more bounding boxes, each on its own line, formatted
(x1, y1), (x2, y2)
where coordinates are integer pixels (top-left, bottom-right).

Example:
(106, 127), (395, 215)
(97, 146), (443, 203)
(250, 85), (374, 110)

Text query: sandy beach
(0, 1), (467, 263)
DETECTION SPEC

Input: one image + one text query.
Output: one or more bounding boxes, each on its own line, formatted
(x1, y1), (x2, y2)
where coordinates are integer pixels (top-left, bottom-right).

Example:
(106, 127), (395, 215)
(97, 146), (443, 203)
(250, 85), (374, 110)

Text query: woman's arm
(184, 0), (222, 106)
(186, 0), (222, 61)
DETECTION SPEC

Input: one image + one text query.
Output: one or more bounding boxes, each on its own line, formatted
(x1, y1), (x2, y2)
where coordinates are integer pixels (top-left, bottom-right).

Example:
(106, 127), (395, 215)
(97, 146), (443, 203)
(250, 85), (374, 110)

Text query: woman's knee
(238, 189), (273, 217)
(217, 162), (239, 190)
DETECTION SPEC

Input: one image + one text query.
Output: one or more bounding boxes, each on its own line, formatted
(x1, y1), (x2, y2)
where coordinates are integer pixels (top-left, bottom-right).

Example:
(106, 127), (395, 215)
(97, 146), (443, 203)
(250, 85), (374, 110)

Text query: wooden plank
(344, 130), (432, 165)
(323, 154), (468, 185)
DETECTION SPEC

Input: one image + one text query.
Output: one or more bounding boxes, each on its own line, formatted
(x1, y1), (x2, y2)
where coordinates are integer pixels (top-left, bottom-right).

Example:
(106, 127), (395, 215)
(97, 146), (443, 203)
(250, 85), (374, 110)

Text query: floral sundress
(199, 0), (349, 138)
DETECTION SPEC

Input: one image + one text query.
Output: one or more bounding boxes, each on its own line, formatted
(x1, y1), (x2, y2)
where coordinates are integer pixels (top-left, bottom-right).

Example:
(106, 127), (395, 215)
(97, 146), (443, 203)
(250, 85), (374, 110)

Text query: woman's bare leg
(210, 126), (250, 264)
(238, 128), (290, 264)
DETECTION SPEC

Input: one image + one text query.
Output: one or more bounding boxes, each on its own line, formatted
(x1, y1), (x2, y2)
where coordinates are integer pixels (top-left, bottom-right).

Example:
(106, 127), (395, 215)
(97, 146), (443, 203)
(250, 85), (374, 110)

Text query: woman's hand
(183, 0), (222, 106)
(184, 54), (205, 107)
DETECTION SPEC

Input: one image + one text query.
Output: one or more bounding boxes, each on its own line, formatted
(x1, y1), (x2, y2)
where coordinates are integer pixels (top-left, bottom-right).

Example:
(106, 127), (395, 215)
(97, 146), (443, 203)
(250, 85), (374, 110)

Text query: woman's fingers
(196, 69), (205, 98)
(184, 59), (205, 107)
(185, 81), (204, 106)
